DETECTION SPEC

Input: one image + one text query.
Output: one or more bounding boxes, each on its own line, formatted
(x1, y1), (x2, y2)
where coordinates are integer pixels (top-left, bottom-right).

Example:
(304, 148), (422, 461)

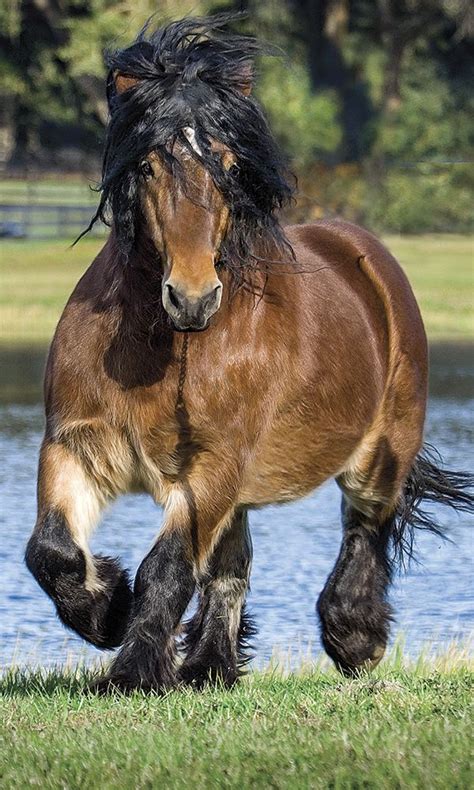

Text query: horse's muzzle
(162, 282), (222, 331)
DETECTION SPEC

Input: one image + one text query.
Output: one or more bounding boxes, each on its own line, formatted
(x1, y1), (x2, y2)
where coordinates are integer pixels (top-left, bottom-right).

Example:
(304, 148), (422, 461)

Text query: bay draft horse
(25, 16), (473, 693)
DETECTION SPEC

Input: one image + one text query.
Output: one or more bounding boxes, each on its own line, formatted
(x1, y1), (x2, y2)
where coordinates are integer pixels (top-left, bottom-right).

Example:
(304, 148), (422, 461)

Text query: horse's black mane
(84, 14), (294, 272)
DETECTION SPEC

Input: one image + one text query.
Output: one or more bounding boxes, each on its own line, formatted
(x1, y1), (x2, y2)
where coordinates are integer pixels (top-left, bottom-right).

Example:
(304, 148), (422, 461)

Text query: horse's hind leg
(179, 508), (253, 689)
(317, 496), (393, 675)
(318, 435), (420, 675)
(25, 441), (133, 648)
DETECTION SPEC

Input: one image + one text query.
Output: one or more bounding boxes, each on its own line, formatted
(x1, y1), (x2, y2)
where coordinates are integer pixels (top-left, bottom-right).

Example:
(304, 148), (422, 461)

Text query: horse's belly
(240, 422), (362, 507)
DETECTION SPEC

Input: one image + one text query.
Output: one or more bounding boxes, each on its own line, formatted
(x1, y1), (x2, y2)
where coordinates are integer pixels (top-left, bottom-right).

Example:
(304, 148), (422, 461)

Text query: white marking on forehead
(182, 126), (202, 156)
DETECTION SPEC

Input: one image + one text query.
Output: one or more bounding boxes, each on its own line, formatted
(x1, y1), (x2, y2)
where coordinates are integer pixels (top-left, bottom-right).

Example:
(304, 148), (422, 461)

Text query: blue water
(0, 347), (472, 669)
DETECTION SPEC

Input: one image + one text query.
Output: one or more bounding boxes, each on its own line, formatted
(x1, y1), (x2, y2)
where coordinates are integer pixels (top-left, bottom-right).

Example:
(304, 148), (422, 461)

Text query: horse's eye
(139, 160), (154, 180)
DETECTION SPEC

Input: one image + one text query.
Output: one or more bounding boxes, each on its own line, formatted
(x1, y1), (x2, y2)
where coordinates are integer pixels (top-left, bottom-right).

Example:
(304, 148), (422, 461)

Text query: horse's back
(287, 218), (427, 367)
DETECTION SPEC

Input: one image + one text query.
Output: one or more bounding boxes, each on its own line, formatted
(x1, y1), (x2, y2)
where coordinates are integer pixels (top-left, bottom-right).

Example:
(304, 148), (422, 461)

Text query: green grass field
(0, 235), (472, 346)
(0, 178), (98, 205)
(1, 647), (472, 789)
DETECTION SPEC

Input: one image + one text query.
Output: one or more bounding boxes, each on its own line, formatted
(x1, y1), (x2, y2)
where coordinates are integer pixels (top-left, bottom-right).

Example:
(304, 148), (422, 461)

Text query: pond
(0, 344), (472, 669)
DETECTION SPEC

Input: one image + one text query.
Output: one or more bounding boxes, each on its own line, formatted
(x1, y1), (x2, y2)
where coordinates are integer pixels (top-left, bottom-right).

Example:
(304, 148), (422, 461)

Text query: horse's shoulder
(44, 244), (119, 402)
(54, 241), (119, 338)
(286, 219), (416, 293)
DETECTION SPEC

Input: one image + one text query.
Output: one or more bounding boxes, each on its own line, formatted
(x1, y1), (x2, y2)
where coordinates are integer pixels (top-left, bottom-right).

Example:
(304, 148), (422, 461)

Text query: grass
(0, 238), (100, 346)
(0, 177), (98, 205)
(385, 234), (473, 341)
(1, 646), (472, 789)
(0, 234), (472, 346)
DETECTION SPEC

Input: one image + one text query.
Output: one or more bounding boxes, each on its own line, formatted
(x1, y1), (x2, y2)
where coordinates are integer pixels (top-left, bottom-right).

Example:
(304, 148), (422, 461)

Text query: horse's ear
(106, 70), (141, 110)
(113, 70), (141, 94)
(235, 63), (253, 96)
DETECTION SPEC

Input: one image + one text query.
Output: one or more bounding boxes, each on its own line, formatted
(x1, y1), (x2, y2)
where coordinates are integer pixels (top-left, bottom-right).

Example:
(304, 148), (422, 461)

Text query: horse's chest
(118, 362), (265, 498)
(129, 400), (222, 492)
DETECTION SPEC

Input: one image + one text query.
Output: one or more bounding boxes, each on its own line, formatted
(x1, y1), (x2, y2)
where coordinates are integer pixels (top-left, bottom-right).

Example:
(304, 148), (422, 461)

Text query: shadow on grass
(0, 666), (245, 699)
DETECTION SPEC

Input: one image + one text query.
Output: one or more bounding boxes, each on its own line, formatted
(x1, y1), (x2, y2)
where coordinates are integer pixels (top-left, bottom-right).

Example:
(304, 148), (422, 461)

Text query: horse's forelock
(91, 15), (295, 268)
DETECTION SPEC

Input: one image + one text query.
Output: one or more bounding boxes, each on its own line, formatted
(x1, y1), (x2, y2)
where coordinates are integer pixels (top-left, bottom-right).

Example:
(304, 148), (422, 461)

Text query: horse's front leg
(94, 477), (240, 694)
(25, 440), (133, 648)
(179, 508), (254, 689)
(92, 520), (195, 694)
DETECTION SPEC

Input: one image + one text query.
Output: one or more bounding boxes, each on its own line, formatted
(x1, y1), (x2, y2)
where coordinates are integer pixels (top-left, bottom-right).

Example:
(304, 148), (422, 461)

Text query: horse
(25, 16), (473, 693)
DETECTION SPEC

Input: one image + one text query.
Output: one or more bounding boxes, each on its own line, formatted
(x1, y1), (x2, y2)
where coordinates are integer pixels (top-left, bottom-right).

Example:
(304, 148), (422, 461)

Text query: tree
(0, 0), (216, 169)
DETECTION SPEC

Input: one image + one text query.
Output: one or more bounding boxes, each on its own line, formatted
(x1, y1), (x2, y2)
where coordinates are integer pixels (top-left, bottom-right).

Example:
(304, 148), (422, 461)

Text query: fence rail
(0, 203), (105, 239)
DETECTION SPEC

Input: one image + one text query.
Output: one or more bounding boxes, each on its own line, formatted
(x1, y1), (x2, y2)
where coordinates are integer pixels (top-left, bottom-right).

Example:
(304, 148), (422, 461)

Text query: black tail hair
(392, 444), (473, 565)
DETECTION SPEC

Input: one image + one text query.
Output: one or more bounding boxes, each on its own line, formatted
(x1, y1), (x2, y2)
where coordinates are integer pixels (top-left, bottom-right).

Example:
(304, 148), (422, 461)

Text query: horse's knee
(25, 509), (132, 649)
(26, 510), (82, 584)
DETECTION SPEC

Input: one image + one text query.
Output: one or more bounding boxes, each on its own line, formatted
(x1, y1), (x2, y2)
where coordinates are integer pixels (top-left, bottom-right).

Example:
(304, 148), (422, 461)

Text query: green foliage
(60, 4), (128, 78)
(0, 0), (472, 232)
(367, 166), (474, 234)
(378, 53), (474, 162)
(61, 0), (217, 78)
(0, 54), (25, 95)
(257, 59), (341, 164)
(0, 0), (21, 38)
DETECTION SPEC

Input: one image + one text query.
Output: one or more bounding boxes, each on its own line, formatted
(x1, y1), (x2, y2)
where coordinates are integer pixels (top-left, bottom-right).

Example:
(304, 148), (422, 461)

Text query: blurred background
(0, 1), (472, 668)
(0, 0), (473, 233)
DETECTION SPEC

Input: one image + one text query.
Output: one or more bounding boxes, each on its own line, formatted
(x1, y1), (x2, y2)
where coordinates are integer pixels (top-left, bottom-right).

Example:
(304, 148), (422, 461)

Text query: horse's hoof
(365, 643), (386, 669)
(335, 643), (387, 677)
(178, 661), (239, 690)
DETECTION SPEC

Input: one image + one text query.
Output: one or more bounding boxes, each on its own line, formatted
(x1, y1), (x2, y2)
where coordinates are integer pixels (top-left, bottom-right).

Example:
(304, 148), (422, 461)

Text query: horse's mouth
(171, 318), (210, 333)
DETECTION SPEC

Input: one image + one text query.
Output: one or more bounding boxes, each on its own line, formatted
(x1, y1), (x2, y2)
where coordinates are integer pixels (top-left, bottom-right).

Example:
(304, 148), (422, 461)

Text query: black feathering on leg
(180, 596), (256, 689)
(92, 529), (195, 694)
(179, 508), (254, 689)
(317, 504), (393, 676)
(25, 509), (133, 649)
(236, 604), (257, 669)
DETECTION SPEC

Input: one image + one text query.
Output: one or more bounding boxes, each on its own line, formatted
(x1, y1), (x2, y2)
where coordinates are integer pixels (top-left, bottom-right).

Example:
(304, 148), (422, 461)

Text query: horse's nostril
(163, 281), (222, 328)
(211, 283), (222, 303)
(202, 284), (222, 311)
(166, 283), (181, 311)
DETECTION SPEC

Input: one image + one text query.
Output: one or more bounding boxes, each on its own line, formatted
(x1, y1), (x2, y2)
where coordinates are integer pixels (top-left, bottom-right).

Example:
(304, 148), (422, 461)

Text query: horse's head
(137, 133), (237, 331)
(88, 16), (294, 331)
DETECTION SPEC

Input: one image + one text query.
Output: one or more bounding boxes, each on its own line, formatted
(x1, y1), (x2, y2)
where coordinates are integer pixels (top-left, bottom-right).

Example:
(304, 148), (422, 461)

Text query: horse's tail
(392, 444), (473, 565)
